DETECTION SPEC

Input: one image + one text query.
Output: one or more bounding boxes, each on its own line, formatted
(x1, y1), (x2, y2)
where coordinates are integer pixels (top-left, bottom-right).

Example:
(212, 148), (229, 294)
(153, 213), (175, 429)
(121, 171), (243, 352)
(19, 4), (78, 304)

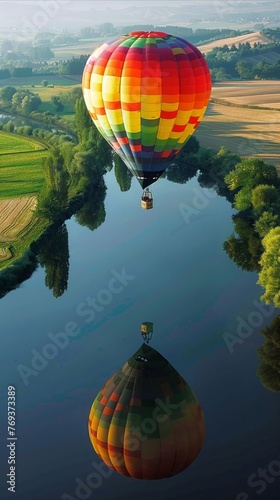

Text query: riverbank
(0, 187), (88, 297)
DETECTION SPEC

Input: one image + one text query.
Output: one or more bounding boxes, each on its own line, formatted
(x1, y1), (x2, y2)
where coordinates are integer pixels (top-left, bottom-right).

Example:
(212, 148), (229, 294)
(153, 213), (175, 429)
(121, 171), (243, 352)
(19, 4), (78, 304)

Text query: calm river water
(0, 169), (280, 500)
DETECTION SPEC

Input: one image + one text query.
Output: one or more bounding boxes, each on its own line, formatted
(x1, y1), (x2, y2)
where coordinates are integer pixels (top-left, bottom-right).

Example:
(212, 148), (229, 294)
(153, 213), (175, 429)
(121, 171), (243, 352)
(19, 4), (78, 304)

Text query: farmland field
(0, 131), (48, 199)
(198, 31), (271, 54)
(0, 76), (81, 115)
(33, 83), (81, 101)
(52, 40), (103, 59)
(196, 80), (280, 169)
(0, 196), (37, 242)
(210, 81), (280, 109)
(0, 131), (46, 154)
(51, 32), (271, 59)
(0, 195), (47, 268)
(0, 74), (81, 88)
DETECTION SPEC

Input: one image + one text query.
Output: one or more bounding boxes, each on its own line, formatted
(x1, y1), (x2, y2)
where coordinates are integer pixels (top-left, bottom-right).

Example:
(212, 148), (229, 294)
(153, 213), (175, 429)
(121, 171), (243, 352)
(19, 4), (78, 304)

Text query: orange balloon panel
(88, 344), (206, 480)
(82, 31), (211, 188)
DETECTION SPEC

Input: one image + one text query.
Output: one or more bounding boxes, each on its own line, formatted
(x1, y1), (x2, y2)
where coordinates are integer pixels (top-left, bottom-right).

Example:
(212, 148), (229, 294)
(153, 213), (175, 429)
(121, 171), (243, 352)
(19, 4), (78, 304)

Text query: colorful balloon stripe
(88, 344), (206, 480)
(82, 31), (211, 187)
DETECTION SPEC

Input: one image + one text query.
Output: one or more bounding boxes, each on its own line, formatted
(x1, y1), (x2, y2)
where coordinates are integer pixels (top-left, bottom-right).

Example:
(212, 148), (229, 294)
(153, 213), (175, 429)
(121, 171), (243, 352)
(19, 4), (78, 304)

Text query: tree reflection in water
(39, 223), (69, 298)
(257, 315), (280, 392)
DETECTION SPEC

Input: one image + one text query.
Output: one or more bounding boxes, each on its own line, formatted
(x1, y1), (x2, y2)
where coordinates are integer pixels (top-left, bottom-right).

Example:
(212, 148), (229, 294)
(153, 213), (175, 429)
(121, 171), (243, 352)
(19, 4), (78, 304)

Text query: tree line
(207, 40), (280, 80)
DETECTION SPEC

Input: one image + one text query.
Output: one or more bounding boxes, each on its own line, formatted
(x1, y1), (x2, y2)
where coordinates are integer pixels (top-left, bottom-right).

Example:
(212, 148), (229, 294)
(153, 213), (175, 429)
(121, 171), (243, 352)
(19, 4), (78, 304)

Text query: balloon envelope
(88, 343), (205, 480)
(82, 31), (211, 188)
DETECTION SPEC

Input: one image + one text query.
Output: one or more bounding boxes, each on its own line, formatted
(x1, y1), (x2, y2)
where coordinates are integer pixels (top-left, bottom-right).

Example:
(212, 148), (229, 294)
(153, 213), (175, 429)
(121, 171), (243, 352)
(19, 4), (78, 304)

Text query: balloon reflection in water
(88, 331), (205, 479)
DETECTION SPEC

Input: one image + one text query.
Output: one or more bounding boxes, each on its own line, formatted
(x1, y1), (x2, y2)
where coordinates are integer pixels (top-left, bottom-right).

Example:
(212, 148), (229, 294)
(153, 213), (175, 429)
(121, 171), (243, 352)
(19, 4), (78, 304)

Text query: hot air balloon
(88, 342), (205, 479)
(82, 31), (212, 209)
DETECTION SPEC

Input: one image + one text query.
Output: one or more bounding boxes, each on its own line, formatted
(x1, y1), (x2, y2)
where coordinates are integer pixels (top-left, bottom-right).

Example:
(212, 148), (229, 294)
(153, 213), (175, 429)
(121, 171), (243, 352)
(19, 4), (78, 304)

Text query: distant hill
(198, 31), (272, 54)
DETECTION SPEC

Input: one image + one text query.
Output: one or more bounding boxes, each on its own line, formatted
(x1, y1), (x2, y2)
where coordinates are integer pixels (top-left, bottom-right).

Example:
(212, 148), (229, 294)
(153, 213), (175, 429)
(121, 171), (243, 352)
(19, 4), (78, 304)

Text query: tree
(258, 227), (280, 307)
(257, 315), (280, 392)
(23, 125), (33, 136)
(35, 188), (65, 221)
(39, 224), (69, 298)
(225, 158), (279, 191)
(223, 215), (263, 272)
(3, 120), (15, 133)
(61, 87), (82, 111)
(255, 211), (280, 238)
(215, 146), (240, 177)
(233, 186), (252, 211)
(11, 90), (41, 113)
(224, 158), (279, 211)
(251, 184), (279, 214)
(30, 46), (54, 60)
(58, 55), (88, 75)
(75, 179), (106, 231)
(12, 67), (33, 77)
(0, 86), (16, 103)
(71, 150), (96, 178)
(60, 141), (75, 172)
(41, 80), (48, 87)
(257, 363), (280, 392)
(50, 95), (64, 112)
(75, 97), (112, 171)
(211, 66), (228, 81)
(179, 136), (199, 155)
(166, 160), (199, 184)
(0, 69), (11, 79)
(235, 60), (253, 79)
(35, 147), (69, 222)
(114, 155), (133, 191)
(43, 148), (68, 201)
(75, 97), (92, 144)
(21, 94), (41, 113)
(12, 90), (26, 108)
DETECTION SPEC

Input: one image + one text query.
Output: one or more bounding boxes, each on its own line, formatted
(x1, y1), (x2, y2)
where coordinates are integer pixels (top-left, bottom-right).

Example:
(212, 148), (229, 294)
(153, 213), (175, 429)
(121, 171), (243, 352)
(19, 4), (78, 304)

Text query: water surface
(1, 170), (279, 500)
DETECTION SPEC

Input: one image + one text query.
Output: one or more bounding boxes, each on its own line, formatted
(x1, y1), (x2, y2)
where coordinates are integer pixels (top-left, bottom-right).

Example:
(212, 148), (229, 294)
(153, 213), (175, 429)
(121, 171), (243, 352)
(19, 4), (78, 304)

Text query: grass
(0, 131), (48, 198)
(4, 80), (82, 117)
(0, 151), (47, 198)
(38, 101), (75, 117)
(0, 130), (49, 269)
(195, 80), (280, 170)
(0, 130), (46, 154)
(0, 213), (47, 270)
(0, 74), (81, 87)
(30, 82), (81, 100)
(0, 76), (81, 117)
(52, 41), (101, 59)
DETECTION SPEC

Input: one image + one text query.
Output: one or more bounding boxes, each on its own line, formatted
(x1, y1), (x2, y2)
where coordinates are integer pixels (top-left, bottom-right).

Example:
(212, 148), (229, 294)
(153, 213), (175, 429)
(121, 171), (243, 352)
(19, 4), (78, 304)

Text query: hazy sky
(0, 1), (279, 30)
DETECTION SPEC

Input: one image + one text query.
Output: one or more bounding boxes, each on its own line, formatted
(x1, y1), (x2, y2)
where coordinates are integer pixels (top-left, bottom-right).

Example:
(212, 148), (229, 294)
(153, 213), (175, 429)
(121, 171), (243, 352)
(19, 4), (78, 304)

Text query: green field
(34, 82), (80, 99)
(0, 130), (49, 270)
(0, 131), (48, 199)
(0, 74), (81, 88)
(0, 75), (81, 116)
(0, 131), (46, 154)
